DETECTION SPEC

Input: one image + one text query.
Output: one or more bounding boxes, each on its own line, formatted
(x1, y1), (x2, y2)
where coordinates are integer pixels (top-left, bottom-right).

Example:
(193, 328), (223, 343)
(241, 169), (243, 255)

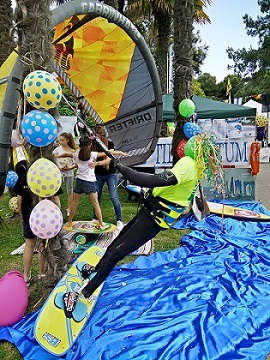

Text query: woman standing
(92, 125), (124, 229)
(59, 136), (128, 230)
(53, 132), (76, 215)
(13, 161), (46, 286)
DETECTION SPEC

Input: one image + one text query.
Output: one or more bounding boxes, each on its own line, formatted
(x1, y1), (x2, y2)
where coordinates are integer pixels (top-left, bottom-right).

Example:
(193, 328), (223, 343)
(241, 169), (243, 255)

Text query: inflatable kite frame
(0, 0), (163, 189)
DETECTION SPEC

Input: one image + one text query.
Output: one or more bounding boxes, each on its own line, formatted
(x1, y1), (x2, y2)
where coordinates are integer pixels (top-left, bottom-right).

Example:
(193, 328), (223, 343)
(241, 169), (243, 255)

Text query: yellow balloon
(9, 196), (19, 213)
(23, 70), (62, 110)
(27, 158), (62, 197)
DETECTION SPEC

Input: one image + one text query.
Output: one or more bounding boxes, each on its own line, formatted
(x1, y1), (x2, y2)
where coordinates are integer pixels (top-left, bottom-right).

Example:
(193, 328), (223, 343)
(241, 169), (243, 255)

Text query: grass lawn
(0, 186), (190, 359)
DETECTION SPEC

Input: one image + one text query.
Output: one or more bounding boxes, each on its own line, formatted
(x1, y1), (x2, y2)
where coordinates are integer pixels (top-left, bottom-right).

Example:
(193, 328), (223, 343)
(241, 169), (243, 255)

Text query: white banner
(137, 136), (256, 168)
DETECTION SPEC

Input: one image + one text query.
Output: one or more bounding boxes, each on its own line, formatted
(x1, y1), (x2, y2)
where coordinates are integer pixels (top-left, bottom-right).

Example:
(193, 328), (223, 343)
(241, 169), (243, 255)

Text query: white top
(74, 150), (98, 182)
(53, 145), (75, 177)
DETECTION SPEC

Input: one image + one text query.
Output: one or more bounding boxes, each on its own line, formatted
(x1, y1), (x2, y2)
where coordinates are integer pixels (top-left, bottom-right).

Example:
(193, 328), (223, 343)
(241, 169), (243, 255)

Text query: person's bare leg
(37, 241), (46, 278)
(67, 193), (73, 213)
(23, 238), (35, 284)
(66, 193), (80, 227)
(54, 195), (61, 209)
(89, 192), (105, 229)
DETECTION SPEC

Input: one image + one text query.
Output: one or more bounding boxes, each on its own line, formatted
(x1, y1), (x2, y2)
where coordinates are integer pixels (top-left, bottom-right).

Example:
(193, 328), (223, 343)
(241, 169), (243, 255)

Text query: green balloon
(178, 99), (195, 118)
(184, 136), (198, 159)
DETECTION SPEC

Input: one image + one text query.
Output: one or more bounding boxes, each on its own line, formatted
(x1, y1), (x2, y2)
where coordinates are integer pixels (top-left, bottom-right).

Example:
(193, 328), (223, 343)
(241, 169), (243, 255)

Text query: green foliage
(197, 72), (217, 98)
(226, 0), (270, 87)
(192, 78), (206, 96)
(58, 104), (76, 116)
(192, 30), (209, 76)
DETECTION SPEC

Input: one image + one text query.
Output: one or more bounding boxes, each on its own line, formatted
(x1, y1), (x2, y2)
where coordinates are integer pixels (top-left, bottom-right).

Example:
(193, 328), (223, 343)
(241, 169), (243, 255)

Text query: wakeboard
(207, 201), (270, 221)
(34, 245), (105, 356)
(64, 220), (116, 234)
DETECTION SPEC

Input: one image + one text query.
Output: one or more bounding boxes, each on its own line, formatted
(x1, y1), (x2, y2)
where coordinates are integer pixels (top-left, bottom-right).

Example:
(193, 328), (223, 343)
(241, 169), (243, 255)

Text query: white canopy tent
(244, 99), (270, 151)
(243, 99), (264, 114)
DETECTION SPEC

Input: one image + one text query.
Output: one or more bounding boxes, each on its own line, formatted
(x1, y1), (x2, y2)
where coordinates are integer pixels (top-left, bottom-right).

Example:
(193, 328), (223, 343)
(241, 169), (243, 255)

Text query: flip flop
(63, 224), (73, 231)
(25, 272), (32, 287)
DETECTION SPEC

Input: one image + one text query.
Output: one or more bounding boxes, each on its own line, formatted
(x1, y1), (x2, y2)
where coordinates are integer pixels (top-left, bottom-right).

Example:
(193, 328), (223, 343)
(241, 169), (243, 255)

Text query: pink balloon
(30, 199), (63, 239)
(0, 270), (28, 327)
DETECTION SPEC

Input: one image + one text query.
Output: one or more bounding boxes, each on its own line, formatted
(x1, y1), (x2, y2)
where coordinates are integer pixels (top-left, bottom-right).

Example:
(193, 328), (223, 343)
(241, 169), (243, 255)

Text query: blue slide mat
(1, 201), (270, 359)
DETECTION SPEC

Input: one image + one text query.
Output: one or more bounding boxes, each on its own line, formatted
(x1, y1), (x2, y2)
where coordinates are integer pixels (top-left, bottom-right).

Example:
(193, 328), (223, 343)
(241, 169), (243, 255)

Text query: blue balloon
(183, 122), (201, 138)
(21, 110), (57, 147)
(5, 170), (18, 188)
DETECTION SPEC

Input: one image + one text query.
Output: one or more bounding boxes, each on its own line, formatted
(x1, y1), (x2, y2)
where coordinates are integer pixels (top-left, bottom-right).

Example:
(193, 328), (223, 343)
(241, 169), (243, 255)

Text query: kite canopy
(51, 0), (163, 165)
(0, 0), (163, 190)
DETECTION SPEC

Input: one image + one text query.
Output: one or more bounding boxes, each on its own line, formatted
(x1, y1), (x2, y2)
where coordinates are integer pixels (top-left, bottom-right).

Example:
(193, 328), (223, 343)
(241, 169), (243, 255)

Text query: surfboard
(192, 183), (270, 222)
(34, 245), (105, 356)
(63, 220), (116, 234)
(207, 201), (270, 221)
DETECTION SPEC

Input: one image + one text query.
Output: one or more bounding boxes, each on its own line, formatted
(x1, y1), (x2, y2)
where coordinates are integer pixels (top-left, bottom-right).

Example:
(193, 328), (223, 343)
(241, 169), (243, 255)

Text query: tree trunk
(171, 0), (194, 164)
(156, 12), (171, 95)
(0, 0), (15, 66)
(14, 0), (70, 286)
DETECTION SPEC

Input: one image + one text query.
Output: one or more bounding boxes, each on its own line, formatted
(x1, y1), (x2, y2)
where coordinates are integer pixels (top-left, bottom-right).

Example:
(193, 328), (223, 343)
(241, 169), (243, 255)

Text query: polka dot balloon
(21, 110), (57, 147)
(29, 199), (63, 239)
(5, 170), (18, 188)
(183, 122), (201, 139)
(176, 139), (187, 158)
(179, 99), (196, 118)
(9, 196), (19, 213)
(27, 158), (62, 197)
(23, 70), (62, 110)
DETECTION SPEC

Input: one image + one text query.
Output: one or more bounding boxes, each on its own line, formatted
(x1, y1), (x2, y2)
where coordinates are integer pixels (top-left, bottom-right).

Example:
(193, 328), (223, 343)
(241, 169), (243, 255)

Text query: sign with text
(138, 137), (254, 168)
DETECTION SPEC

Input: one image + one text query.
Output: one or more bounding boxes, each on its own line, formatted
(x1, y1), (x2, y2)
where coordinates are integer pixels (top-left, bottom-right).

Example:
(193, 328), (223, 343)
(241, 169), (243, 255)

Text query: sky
(194, 0), (261, 82)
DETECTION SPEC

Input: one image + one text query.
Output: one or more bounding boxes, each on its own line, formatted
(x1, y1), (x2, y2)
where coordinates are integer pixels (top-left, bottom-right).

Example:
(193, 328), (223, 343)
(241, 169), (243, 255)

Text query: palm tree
(171, 0), (195, 164)
(126, 0), (173, 94)
(170, 0), (212, 164)
(14, 0), (70, 285)
(0, 0), (15, 66)
(194, 0), (212, 24)
(126, 0), (211, 95)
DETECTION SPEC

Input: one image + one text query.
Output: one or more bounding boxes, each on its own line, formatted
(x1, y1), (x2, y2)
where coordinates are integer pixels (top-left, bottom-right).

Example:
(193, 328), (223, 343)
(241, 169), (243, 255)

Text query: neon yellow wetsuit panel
(151, 156), (198, 228)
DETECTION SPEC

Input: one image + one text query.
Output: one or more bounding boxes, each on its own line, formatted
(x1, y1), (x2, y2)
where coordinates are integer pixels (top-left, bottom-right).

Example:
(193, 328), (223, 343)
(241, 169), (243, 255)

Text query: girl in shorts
(59, 135), (128, 230)
(13, 161), (46, 286)
(53, 132), (76, 215)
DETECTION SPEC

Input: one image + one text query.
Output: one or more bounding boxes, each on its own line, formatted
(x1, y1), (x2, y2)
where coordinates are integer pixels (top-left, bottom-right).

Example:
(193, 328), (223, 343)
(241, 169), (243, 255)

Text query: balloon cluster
(255, 114), (268, 127)
(19, 70), (63, 238)
(21, 70), (61, 148)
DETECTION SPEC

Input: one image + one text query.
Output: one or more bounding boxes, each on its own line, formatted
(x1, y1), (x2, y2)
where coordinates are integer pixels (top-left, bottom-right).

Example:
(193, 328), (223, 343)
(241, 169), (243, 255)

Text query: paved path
(255, 162), (270, 211)
(250, 162), (270, 360)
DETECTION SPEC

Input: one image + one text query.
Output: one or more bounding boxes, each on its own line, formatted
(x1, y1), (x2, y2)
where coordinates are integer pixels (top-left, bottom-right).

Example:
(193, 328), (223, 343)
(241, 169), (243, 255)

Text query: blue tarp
(1, 201), (270, 359)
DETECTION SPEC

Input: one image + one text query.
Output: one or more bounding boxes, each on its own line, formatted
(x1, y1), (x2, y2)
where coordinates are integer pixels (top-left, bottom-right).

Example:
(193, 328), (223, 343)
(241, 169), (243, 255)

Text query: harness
(142, 189), (191, 229)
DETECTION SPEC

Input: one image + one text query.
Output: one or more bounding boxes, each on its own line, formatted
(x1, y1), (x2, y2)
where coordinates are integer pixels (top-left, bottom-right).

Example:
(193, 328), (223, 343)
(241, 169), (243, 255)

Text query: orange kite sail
(51, 1), (163, 165)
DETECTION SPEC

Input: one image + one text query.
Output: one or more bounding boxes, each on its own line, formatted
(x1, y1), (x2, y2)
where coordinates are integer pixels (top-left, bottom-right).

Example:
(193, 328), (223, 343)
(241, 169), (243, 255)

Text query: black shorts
(55, 186), (63, 196)
(23, 220), (35, 239)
